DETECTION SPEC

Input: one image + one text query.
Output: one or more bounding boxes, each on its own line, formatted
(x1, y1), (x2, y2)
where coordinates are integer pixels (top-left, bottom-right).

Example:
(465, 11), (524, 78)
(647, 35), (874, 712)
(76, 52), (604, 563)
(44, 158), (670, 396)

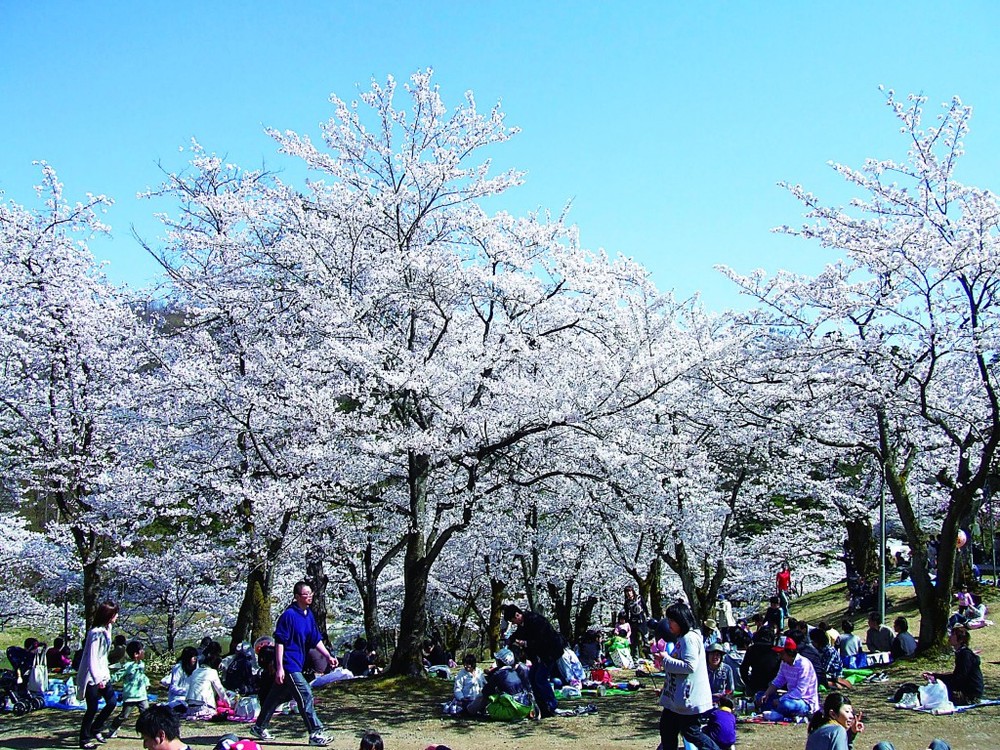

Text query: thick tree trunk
(230, 565), (272, 646)
(387, 544), (430, 676)
(844, 517), (879, 584)
(546, 580), (574, 642)
(573, 595), (599, 644)
(487, 574), (506, 654)
(306, 551), (330, 639)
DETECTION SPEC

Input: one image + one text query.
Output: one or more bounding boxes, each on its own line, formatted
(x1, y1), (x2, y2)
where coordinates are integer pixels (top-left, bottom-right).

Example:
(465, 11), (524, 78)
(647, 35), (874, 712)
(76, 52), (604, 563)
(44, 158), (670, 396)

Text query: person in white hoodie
(76, 600), (120, 749)
(452, 653), (484, 713)
(658, 601), (722, 750)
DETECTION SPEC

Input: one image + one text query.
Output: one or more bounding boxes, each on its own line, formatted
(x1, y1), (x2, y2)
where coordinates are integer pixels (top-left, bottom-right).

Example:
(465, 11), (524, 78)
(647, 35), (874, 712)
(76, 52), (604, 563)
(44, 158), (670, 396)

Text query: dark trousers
(529, 659), (558, 717)
(80, 682), (118, 745)
(659, 708), (721, 750)
(255, 671), (322, 735)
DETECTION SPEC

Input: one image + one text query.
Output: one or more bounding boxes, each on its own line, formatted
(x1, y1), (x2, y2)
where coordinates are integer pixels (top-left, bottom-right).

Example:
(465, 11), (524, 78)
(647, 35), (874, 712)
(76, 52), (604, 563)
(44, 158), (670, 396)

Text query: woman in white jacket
(76, 600), (120, 749)
(658, 602), (722, 750)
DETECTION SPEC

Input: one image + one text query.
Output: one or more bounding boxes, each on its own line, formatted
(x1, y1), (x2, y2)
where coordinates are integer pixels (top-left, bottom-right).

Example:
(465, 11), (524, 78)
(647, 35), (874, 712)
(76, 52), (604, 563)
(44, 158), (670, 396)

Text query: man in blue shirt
(251, 581), (335, 747)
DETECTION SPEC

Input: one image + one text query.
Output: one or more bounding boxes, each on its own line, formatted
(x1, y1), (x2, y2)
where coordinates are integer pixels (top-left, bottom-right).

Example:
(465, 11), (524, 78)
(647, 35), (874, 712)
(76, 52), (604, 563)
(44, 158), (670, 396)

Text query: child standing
(107, 640), (150, 738)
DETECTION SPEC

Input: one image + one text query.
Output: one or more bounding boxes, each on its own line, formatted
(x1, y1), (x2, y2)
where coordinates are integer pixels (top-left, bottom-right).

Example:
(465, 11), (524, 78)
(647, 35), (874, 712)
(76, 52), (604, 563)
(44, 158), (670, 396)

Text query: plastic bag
(919, 681), (951, 710)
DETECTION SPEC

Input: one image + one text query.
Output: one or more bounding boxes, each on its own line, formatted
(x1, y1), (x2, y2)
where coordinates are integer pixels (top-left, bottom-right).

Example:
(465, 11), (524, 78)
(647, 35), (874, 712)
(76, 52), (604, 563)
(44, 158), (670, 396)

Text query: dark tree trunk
(230, 564), (272, 646)
(573, 595), (599, 644)
(487, 573), (506, 654)
(306, 551), (330, 639)
(844, 516), (878, 584)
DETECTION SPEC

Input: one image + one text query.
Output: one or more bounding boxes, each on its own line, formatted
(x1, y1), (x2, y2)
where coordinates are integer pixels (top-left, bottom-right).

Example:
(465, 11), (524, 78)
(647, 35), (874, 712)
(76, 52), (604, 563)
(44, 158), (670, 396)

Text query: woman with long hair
(76, 600), (120, 749)
(657, 601), (721, 750)
(805, 691), (864, 750)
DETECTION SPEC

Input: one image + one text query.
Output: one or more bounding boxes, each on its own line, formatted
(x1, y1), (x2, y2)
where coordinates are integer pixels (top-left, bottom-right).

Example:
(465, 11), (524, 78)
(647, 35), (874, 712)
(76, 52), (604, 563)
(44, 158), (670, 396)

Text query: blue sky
(2, 1), (999, 309)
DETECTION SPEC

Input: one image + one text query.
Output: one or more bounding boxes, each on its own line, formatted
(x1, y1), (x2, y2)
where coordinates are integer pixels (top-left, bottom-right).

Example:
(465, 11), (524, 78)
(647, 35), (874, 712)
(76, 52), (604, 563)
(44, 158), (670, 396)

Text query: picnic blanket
(896, 698), (1000, 715)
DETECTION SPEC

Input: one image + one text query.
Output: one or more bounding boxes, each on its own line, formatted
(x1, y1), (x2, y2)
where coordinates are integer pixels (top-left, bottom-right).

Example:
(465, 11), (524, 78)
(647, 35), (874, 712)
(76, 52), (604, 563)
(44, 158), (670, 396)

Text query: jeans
(255, 670), (323, 735)
(80, 682), (118, 745)
(755, 690), (809, 720)
(529, 659), (558, 717)
(659, 709), (722, 750)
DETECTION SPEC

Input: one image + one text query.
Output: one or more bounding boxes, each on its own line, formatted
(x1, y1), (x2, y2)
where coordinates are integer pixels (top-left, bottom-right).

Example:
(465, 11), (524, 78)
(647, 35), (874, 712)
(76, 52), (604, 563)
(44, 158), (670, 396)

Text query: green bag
(486, 692), (533, 721)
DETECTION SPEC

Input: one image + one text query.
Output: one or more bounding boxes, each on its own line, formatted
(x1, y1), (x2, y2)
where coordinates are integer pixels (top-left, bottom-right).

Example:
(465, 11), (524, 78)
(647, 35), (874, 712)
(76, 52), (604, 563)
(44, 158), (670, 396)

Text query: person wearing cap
(705, 643), (734, 702)
(755, 635), (819, 721)
(467, 648), (530, 716)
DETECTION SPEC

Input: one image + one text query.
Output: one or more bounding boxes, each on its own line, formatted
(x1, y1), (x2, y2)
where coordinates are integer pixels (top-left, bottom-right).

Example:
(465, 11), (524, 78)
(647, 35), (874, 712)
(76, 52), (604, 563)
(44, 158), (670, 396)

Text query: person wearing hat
(702, 618), (722, 649)
(705, 643), (734, 702)
(467, 648), (531, 716)
(501, 605), (562, 717)
(754, 635), (819, 721)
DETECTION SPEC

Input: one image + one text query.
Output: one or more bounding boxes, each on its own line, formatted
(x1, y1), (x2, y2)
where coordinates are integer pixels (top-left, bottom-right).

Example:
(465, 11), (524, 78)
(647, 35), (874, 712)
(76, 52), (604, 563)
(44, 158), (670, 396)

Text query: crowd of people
(3, 559), (991, 750)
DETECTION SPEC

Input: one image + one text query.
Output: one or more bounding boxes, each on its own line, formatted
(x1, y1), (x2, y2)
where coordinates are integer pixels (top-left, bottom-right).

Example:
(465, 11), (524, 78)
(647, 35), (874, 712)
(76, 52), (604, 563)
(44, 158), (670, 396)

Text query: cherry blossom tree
(0, 167), (150, 627)
(722, 90), (1000, 647)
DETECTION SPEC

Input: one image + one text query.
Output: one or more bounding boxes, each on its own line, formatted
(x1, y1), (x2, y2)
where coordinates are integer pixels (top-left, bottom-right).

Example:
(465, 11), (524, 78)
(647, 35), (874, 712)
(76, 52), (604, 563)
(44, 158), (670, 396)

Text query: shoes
(81, 742), (98, 749)
(249, 725), (274, 741)
(106, 731), (118, 740)
(94, 734), (108, 744)
(309, 733), (330, 747)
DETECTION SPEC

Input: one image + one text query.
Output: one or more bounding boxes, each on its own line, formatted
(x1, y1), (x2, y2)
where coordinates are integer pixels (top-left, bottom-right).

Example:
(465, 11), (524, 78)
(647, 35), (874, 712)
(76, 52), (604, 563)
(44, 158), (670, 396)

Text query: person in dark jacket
(924, 625), (984, 704)
(503, 604), (562, 717)
(739, 626), (781, 696)
(890, 616), (917, 659)
(468, 648), (531, 715)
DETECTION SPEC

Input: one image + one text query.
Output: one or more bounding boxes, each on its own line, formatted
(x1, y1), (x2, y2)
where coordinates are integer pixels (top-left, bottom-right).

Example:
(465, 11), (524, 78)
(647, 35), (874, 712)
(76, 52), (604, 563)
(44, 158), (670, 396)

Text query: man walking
(251, 581), (334, 746)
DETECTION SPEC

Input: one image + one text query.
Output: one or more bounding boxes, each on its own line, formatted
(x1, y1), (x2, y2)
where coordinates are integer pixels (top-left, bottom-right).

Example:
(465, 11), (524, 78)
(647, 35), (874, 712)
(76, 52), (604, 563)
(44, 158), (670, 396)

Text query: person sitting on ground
(706, 643), (734, 703)
(108, 634), (128, 666)
(965, 594), (992, 629)
(185, 653), (227, 719)
(702, 619), (722, 648)
(360, 731), (383, 750)
(613, 611), (632, 641)
(422, 639), (451, 670)
(346, 638), (373, 677)
(161, 647), (199, 708)
(810, 628), (850, 690)
(729, 619), (753, 650)
(467, 648), (531, 716)
(889, 617), (917, 660)
(923, 625), (984, 705)
(47, 637), (72, 672)
(836, 619), (863, 666)
(740, 626), (781, 697)
(755, 635), (820, 722)
(763, 597), (785, 633)
(805, 691), (864, 750)
(791, 627), (823, 689)
(452, 653), (484, 713)
(136, 704), (192, 750)
(864, 613), (893, 654)
(705, 695), (737, 750)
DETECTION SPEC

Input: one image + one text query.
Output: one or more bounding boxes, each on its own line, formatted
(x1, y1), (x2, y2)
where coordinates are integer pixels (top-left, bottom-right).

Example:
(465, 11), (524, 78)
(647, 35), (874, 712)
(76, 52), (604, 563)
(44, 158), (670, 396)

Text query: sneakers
(94, 734), (108, 744)
(249, 725), (274, 741)
(309, 733), (330, 747)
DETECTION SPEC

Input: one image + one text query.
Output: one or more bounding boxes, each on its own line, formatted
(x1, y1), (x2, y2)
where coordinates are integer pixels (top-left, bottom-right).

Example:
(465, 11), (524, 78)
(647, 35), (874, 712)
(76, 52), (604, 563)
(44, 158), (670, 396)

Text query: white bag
(610, 647), (634, 669)
(234, 695), (260, 720)
(918, 681), (952, 710)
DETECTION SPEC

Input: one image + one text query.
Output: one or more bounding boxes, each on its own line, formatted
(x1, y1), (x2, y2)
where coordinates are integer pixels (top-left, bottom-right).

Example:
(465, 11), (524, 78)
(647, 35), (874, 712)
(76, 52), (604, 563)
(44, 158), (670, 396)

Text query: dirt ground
(2, 668), (1000, 750)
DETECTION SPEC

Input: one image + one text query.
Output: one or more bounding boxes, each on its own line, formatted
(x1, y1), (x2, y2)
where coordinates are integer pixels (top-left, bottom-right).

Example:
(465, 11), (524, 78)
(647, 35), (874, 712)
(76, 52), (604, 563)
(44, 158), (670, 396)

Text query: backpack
(223, 648), (258, 695)
(486, 692), (533, 721)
